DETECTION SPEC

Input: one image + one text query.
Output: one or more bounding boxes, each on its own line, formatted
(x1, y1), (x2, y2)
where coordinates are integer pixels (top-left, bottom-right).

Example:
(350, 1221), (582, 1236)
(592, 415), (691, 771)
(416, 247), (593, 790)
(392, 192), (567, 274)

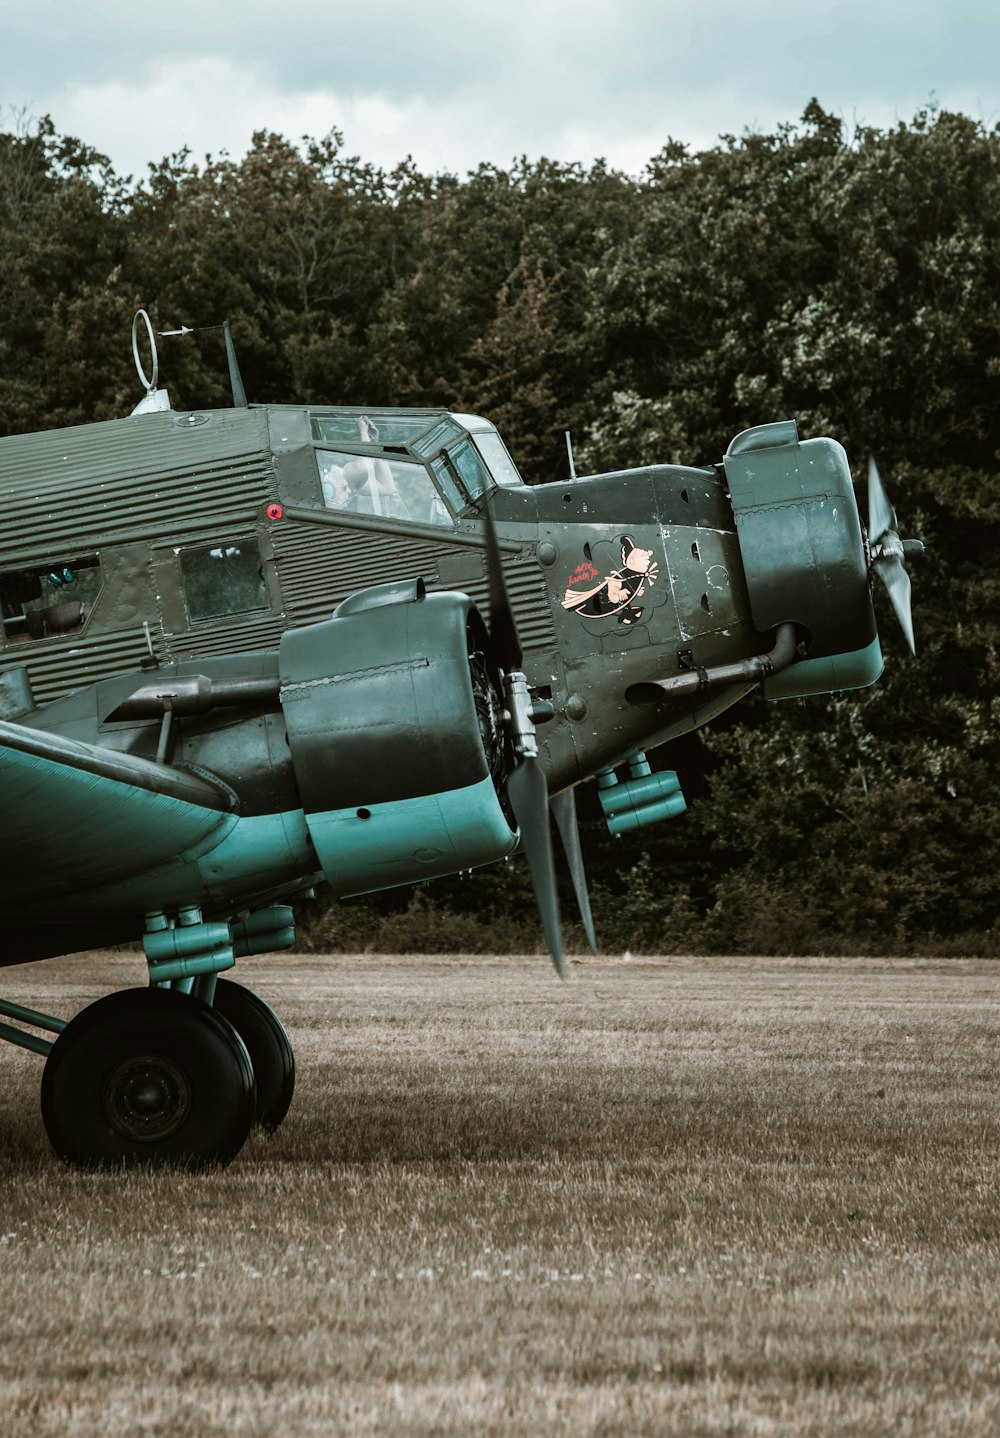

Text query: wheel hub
(102, 1054), (191, 1141)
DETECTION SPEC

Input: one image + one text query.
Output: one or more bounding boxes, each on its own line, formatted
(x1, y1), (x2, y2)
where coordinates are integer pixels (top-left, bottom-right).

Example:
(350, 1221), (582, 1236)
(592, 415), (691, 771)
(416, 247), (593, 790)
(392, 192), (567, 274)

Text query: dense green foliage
(2, 103), (997, 954)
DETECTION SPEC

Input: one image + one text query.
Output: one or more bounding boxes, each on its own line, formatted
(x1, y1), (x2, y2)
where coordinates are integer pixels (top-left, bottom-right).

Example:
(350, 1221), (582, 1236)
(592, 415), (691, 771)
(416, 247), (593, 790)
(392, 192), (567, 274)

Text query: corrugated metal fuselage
(0, 404), (757, 790)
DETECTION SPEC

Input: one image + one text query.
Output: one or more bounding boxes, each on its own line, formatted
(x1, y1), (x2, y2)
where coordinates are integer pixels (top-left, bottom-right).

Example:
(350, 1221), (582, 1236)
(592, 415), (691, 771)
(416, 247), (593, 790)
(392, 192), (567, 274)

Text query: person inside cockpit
(343, 456), (405, 517)
(320, 462), (349, 509)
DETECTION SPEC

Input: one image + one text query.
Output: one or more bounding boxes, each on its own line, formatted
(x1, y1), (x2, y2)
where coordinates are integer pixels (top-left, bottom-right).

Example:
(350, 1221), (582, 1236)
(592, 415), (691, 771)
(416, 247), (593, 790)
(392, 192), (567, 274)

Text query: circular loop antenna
(132, 309), (159, 393)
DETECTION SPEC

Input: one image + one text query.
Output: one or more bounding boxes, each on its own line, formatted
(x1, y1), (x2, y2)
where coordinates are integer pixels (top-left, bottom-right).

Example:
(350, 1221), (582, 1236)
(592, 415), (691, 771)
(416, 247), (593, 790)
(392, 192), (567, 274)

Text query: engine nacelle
(278, 580), (516, 896)
(724, 420), (883, 698)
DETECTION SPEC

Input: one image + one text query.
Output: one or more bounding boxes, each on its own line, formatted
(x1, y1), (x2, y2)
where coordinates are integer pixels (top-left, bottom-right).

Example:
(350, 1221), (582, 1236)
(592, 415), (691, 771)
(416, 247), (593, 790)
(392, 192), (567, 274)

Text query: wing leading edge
(0, 719), (236, 905)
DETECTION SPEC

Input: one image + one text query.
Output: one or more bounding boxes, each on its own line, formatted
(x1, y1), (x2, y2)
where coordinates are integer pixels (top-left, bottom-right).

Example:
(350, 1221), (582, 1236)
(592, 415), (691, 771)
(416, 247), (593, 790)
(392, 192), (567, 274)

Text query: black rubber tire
(40, 987), (256, 1169)
(212, 980), (295, 1132)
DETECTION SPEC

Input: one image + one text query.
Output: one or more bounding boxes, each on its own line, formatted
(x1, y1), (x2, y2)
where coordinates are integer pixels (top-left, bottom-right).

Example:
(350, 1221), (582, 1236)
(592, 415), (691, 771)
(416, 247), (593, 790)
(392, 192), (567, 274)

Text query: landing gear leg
(212, 980), (295, 1132)
(40, 988), (256, 1169)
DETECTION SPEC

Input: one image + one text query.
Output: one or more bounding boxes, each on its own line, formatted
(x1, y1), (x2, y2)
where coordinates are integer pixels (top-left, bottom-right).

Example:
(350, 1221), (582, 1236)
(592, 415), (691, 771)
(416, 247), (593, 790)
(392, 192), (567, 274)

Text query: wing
(0, 719), (235, 905)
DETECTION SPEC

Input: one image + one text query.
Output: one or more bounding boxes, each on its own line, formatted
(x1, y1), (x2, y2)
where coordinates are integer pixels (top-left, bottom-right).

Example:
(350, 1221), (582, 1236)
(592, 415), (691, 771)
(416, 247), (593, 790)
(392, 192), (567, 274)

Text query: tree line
(1, 101), (997, 955)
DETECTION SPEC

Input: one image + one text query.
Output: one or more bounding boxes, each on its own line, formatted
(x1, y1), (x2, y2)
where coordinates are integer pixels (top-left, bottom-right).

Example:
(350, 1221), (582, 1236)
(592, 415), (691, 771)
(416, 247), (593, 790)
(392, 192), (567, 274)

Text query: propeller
(483, 508), (570, 974)
(867, 456), (924, 656)
(550, 786), (598, 954)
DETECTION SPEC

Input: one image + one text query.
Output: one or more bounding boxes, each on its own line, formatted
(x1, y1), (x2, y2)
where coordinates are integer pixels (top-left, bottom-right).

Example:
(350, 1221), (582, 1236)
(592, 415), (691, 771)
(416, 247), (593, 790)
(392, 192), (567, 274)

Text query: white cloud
(6, 0), (1000, 181)
(42, 53), (696, 180)
(49, 59), (339, 175)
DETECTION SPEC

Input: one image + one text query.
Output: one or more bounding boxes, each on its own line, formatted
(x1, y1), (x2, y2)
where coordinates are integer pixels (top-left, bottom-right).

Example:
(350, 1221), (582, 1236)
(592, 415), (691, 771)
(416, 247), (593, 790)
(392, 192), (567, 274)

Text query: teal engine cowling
(723, 421), (883, 698)
(278, 580), (517, 896)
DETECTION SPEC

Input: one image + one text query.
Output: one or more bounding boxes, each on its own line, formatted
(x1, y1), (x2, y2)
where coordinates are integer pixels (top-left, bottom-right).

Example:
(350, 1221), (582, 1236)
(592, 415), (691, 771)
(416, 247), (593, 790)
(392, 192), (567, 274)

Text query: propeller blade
(873, 554), (915, 655)
(483, 505), (522, 673)
(482, 502), (565, 971)
(867, 455), (896, 543)
(550, 787), (597, 954)
(866, 455), (920, 655)
(508, 758), (564, 977)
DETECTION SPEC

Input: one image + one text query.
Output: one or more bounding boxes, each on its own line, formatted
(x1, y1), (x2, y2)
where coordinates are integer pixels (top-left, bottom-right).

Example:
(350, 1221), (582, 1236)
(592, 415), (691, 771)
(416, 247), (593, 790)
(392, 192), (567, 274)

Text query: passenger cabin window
(0, 555), (100, 643)
(318, 449), (454, 528)
(180, 539), (268, 622)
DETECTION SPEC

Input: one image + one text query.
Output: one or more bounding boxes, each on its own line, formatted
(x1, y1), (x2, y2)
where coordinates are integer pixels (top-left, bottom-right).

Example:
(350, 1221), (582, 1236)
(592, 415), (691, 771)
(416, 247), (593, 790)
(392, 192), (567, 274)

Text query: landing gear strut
(40, 988), (256, 1168)
(0, 906), (299, 1167)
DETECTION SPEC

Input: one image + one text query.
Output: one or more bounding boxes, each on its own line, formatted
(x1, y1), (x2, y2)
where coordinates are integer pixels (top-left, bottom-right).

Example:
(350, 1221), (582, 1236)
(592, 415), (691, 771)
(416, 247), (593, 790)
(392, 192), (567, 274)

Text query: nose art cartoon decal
(562, 535), (660, 628)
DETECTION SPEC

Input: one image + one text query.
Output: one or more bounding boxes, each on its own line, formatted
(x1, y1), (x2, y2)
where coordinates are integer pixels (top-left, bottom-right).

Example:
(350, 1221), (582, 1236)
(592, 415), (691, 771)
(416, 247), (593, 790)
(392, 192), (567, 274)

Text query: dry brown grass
(1, 951), (1000, 1435)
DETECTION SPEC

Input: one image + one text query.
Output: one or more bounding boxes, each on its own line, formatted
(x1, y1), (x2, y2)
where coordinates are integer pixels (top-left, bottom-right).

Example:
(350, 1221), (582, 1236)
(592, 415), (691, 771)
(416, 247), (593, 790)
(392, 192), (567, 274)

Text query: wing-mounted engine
(723, 421), (882, 698)
(279, 579), (516, 895)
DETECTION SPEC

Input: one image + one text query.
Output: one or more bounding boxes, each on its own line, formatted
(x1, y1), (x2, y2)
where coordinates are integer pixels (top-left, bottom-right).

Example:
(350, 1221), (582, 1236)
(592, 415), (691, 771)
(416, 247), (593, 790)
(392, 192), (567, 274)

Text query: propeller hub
(501, 669), (539, 760)
(873, 531), (904, 563)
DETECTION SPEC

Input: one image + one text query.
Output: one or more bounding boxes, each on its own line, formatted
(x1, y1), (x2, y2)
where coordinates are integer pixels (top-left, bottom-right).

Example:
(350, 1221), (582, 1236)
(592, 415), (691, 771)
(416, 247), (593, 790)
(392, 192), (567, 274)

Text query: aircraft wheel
(212, 980), (295, 1132)
(40, 987), (256, 1169)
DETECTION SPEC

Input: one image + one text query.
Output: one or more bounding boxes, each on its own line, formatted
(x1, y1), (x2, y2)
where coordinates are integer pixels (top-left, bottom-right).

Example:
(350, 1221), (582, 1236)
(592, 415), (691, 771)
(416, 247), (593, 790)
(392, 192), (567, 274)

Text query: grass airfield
(1, 952), (999, 1436)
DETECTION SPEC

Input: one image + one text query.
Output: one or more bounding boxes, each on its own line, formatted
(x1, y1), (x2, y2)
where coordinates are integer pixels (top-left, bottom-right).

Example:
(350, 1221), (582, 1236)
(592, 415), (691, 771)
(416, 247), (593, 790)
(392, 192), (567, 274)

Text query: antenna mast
(565, 431), (578, 481)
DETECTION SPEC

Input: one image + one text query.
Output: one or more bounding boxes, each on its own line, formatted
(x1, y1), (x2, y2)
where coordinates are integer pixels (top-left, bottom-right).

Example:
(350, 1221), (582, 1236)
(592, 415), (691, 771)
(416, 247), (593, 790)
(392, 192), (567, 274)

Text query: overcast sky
(2, 0), (998, 179)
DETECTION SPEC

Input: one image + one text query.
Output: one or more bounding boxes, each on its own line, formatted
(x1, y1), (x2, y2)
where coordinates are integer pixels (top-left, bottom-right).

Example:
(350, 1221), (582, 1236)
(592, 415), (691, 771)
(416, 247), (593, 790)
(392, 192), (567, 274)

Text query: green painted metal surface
(308, 774), (518, 896)
(0, 731), (234, 904)
(193, 812), (314, 897)
(0, 998), (66, 1033)
(598, 763), (687, 837)
(0, 997), (65, 1059)
(0, 408), (273, 562)
(764, 634), (884, 699)
(724, 421), (877, 662)
(230, 905), (296, 956)
(144, 918), (236, 982)
(0, 407), (278, 703)
(0, 1020), (52, 1057)
(146, 950), (237, 982)
(0, 390), (905, 989)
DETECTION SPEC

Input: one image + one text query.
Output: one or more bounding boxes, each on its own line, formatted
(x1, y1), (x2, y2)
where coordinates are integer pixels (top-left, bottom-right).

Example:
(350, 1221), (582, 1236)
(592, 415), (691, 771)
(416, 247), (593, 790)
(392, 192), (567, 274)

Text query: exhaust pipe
(625, 623), (798, 706)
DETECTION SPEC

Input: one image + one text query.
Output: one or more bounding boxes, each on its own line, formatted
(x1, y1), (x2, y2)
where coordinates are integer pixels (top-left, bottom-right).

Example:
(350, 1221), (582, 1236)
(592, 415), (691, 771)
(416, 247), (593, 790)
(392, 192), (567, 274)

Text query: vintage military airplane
(0, 313), (920, 1169)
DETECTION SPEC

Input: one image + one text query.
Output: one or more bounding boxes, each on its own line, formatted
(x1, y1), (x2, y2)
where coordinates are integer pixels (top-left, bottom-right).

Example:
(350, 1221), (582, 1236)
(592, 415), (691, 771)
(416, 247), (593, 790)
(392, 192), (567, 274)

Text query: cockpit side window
(429, 456), (466, 513)
(0, 555), (101, 643)
(317, 449), (455, 528)
(444, 438), (493, 503)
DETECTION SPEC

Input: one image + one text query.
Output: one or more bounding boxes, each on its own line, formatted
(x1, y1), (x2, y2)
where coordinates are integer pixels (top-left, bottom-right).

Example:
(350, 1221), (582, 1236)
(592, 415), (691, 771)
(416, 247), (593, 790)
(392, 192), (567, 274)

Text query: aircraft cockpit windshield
(310, 410), (525, 526)
(450, 416), (525, 490)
